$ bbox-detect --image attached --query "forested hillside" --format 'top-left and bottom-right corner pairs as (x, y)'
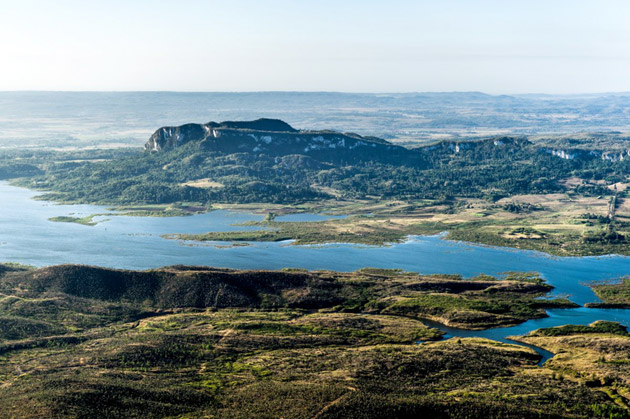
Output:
(8, 119), (630, 206)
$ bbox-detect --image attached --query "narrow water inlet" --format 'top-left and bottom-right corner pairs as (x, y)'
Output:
(419, 318), (555, 366)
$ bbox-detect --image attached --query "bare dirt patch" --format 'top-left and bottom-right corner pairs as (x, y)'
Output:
(180, 178), (225, 189)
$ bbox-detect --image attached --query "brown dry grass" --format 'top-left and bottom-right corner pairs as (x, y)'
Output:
(180, 178), (225, 189)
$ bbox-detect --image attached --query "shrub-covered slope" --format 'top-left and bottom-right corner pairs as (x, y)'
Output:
(0, 264), (625, 418)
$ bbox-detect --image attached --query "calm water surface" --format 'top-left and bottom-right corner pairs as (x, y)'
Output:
(2, 181), (630, 356)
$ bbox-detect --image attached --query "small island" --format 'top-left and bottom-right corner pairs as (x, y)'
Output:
(48, 215), (100, 226)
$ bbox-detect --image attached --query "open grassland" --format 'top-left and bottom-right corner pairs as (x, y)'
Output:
(588, 278), (630, 308)
(168, 182), (630, 256)
(514, 321), (630, 416)
(180, 178), (225, 189)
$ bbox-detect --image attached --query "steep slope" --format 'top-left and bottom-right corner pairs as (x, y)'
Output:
(145, 118), (420, 166)
(146, 118), (299, 151)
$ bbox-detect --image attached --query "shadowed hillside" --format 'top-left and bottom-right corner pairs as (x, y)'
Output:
(0, 264), (567, 329)
(0, 264), (626, 418)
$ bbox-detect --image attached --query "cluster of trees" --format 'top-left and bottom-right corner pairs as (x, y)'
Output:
(7, 137), (630, 205)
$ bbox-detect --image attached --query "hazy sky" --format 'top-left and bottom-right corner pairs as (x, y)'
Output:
(1, 0), (630, 93)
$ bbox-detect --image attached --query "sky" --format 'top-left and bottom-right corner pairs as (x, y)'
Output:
(1, 0), (630, 93)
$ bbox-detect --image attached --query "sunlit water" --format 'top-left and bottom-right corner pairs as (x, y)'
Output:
(2, 181), (630, 360)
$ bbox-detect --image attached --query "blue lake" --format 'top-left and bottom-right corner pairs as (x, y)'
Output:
(2, 181), (630, 355)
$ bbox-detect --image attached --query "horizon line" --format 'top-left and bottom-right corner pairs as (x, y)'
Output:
(1, 89), (630, 97)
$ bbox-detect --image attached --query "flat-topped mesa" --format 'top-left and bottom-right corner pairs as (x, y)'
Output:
(145, 118), (417, 165)
(145, 118), (298, 152)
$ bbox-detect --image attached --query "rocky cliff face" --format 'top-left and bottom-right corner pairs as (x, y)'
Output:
(145, 119), (297, 152)
(145, 118), (630, 167)
(540, 147), (630, 161)
(145, 118), (420, 165)
(146, 123), (207, 152)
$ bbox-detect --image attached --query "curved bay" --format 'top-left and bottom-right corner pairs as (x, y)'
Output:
(2, 181), (630, 344)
